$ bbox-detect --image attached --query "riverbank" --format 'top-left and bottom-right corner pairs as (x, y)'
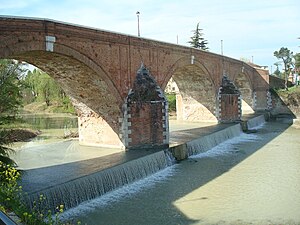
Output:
(4, 129), (40, 142)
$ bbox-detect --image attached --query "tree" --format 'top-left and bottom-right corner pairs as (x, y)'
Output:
(23, 69), (61, 106)
(273, 62), (283, 78)
(23, 69), (75, 113)
(294, 53), (300, 72)
(274, 47), (294, 89)
(0, 59), (25, 116)
(0, 59), (25, 165)
(188, 22), (209, 51)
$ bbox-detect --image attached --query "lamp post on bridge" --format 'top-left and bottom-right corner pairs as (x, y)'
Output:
(136, 11), (140, 37)
(221, 39), (224, 55)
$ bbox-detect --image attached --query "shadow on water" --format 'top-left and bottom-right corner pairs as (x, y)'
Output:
(20, 115), (296, 225)
(72, 116), (296, 225)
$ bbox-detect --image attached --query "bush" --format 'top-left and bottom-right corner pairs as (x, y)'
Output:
(0, 163), (80, 225)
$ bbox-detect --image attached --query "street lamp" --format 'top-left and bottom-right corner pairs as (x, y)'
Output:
(136, 11), (140, 37)
(221, 40), (223, 55)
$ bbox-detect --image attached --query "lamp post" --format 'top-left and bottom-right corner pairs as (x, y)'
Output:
(136, 11), (140, 37)
(221, 40), (223, 55)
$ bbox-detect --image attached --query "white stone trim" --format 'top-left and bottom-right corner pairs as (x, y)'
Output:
(45, 35), (56, 52)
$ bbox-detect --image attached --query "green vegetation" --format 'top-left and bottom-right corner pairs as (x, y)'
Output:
(166, 94), (176, 112)
(276, 85), (300, 95)
(0, 59), (25, 165)
(0, 59), (25, 116)
(188, 22), (209, 51)
(274, 47), (294, 90)
(0, 60), (80, 224)
(23, 69), (76, 114)
(0, 162), (80, 225)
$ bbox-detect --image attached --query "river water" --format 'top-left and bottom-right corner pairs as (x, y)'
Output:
(10, 115), (218, 170)
(10, 114), (300, 224)
(60, 118), (300, 225)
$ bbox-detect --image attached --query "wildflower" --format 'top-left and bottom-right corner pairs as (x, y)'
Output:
(59, 204), (64, 213)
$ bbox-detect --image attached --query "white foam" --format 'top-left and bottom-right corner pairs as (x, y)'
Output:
(190, 131), (262, 159)
(60, 165), (177, 220)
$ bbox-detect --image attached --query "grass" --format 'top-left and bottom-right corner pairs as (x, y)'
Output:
(276, 85), (300, 95)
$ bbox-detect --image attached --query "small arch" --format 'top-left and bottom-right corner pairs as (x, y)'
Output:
(164, 57), (218, 122)
(233, 70), (255, 114)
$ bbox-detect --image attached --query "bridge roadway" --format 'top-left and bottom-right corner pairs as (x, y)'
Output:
(20, 114), (260, 196)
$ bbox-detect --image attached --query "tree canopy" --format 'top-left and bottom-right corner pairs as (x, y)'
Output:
(0, 59), (25, 116)
(22, 69), (75, 113)
(274, 47), (294, 89)
(188, 22), (209, 51)
(0, 59), (26, 165)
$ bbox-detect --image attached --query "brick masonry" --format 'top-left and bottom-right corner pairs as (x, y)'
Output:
(0, 17), (270, 148)
(217, 76), (241, 122)
(121, 65), (168, 150)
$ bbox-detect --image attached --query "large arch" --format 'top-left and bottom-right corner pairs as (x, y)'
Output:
(233, 71), (254, 115)
(165, 57), (218, 122)
(1, 40), (124, 148)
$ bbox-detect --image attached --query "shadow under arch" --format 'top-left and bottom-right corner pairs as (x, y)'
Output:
(1, 40), (123, 144)
(164, 57), (218, 122)
(233, 70), (255, 115)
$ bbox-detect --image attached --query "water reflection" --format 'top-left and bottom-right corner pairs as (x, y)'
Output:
(20, 114), (78, 129)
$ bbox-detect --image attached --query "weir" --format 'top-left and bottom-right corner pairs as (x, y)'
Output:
(187, 124), (242, 156)
(20, 114), (266, 213)
(22, 150), (174, 211)
(246, 114), (266, 129)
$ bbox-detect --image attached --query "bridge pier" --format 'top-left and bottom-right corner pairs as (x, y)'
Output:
(217, 75), (241, 123)
(120, 64), (169, 150)
(253, 89), (269, 111)
(71, 98), (124, 149)
(78, 113), (123, 148)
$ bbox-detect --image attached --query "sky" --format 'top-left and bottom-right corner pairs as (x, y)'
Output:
(1, 0), (299, 73)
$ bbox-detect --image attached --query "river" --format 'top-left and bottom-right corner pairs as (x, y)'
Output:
(10, 114), (300, 224)
(10, 114), (219, 169)
(60, 118), (300, 225)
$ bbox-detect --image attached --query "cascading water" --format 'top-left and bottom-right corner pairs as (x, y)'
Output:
(187, 115), (266, 157)
(247, 114), (266, 129)
(23, 150), (175, 211)
(187, 124), (242, 156)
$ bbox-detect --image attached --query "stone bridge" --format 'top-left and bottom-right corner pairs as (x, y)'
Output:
(0, 16), (270, 150)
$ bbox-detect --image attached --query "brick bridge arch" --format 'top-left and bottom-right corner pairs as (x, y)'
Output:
(0, 16), (270, 149)
(1, 35), (124, 147)
(233, 68), (255, 114)
(164, 57), (218, 121)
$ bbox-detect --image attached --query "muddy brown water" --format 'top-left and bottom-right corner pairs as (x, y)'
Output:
(61, 119), (300, 225)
